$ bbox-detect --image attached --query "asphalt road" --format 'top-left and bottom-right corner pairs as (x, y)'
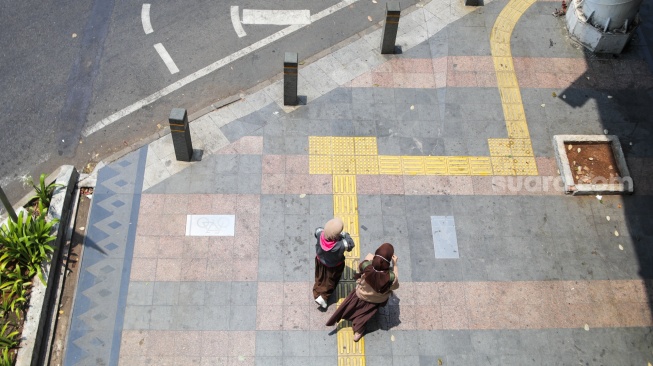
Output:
(0, 0), (418, 204)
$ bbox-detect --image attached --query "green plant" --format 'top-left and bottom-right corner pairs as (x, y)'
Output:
(0, 346), (13, 366)
(0, 210), (57, 285)
(0, 323), (18, 349)
(26, 173), (62, 210)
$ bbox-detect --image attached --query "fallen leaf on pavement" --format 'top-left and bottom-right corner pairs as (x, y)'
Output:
(72, 33), (77, 38)
(606, 216), (610, 221)
(391, 335), (395, 342)
(584, 324), (590, 331)
(614, 230), (619, 237)
(619, 245), (624, 250)
(299, 194), (306, 198)
(368, 15), (373, 21)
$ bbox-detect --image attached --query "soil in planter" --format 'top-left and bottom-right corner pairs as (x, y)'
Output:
(565, 142), (621, 185)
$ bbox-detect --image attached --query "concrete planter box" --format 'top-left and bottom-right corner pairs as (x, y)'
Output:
(553, 135), (633, 195)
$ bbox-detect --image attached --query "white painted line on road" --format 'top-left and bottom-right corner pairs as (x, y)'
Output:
(82, 0), (359, 137)
(230, 6), (247, 38)
(242, 9), (311, 25)
(153, 43), (179, 74)
(142, 4), (153, 34)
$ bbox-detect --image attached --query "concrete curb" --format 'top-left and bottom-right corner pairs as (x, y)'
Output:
(15, 166), (79, 366)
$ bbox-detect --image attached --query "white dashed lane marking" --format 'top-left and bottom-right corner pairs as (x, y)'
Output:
(141, 4), (153, 34)
(242, 9), (311, 25)
(230, 6), (247, 38)
(153, 43), (179, 74)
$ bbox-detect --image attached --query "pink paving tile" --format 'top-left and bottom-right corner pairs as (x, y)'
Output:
(200, 357), (231, 366)
(261, 173), (287, 194)
(309, 305), (336, 330)
(174, 357), (202, 366)
(414, 305), (442, 330)
(388, 304), (416, 330)
(463, 282), (497, 307)
(394, 282), (416, 305)
(371, 72), (395, 88)
(206, 259), (233, 281)
(520, 281), (565, 305)
(434, 72), (447, 88)
(145, 331), (176, 356)
(236, 194), (260, 216)
(432, 57), (447, 73)
(379, 175), (404, 194)
(118, 356), (149, 365)
(392, 73), (413, 88)
(120, 330), (149, 357)
(609, 280), (650, 303)
(229, 331), (256, 357)
(535, 157), (558, 177)
(441, 305), (470, 330)
(466, 304), (498, 329)
(201, 331), (230, 357)
(284, 282), (313, 305)
(519, 303), (563, 329)
(236, 213), (260, 236)
(233, 236), (259, 260)
(158, 215), (187, 236)
(448, 56), (475, 72)
(180, 258), (208, 281)
(183, 237), (209, 258)
(140, 194), (165, 214)
(211, 194), (237, 214)
(476, 72), (498, 87)
(437, 282), (466, 307)
(515, 70), (538, 88)
(207, 237), (234, 261)
(394, 58), (434, 73)
(560, 303), (597, 328)
(187, 194), (214, 214)
(130, 258), (157, 281)
(615, 302), (653, 327)
(133, 236), (159, 258)
(350, 72), (373, 87)
(262, 155), (285, 174)
(232, 258), (258, 281)
(257, 305), (284, 330)
(136, 213), (162, 236)
(285, 174), (312, 194)
(156, 258), (182, 281)
(258, 282), (285, 305)
(406, 73), (437, 88)
(283, 305), (311, 330)
(563, 280), (614, 304)
(447, 71), (478, 87)
(534, 72), (560, 89)
(413, 282), (441, 305)
(158, 236), (187, 258)
(551, 57), (587, 74)
(227, 357), (255, 366)
(448, 176), (474, 195)
(375, 60), (394, 73)
(285, 155), (309, 174)
(356, 175), (381, 195)
(471, 176), (499, 195)
(163, 194), (190, 214)
(308, 175), (333, 194)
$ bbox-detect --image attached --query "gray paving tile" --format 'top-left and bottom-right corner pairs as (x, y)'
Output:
(126, 282), (154, 306)
(283, 136), (308, 154)
(364, 328), (393, 355)
(172, 305), (204, 330)
(308, 195), (333, 216)
(419, 355), (450, 366)
(238, 155), (262, 174)
(237, 173), (262, 193)
(256, 331), (284, 356)
(202, 305), (231, 330)
(353, 119), (378, 135)
(391, 330), (420, 355)
(256, 357), (283, 366)
(152, 282), (180, 306)
(358, 195), (382, 215)
(229, 305), (257, 330)
(308, 118), (333, 136)
(365, 356), (394, 366)
(177, 282), (206, 306)
(284, 195), (310, 215)
(282, 118), (311, 136)
(205, 282), (232, 305)
(231, 281), (257, 305)
(282, 331), (311, 357)
(123, 305), (151, 330)
(264, 136), (286, 154)
(149, 305), (173, 330)
(309, 331), (336, 356)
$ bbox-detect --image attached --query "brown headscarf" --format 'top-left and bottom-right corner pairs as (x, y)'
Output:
(323, 218), (344, 241)
(358, 243), (394, 294)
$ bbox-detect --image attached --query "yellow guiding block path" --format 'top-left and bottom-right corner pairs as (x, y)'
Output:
(319, 0), (537, 362)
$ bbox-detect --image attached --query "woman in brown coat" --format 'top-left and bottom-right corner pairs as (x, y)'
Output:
(326, 243), (398, 342)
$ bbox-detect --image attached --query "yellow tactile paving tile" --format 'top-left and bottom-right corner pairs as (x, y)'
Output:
(424, 156), (448, 175)
(401, 156), (426, 175)
(488, 138), (513, 157)
(496, 72), (519, 88)
(513, 0), (536, 13)
(506, 120), (531, 139)
(491, 29), (512, 45)
(345, 237), (360, 258)
(492, 156), (516, 175)
(491, 43), (511, 57)
(333, 195), (358, 216)
(340, 215), (360, 237)
(510, 138), (534, 156)
(333, 155), (357, 174)
(503, 104), (526, 122)
(309, 136), (332, 155)
(309, 155), (333, 174)
(337, 326), (366, 356)
(493, 56), (515, 71)
(333, 137), (356, 155)
(447, 156), (471, 175)
(378, 156), (403, 175)
(469, 157), (494, 175)
(332, 175), (357, 194)
(513, 156), (539, 175)
(342, 258), (359, 281)
(336, 282), (357, 301)
(354, 137), (378, 155)
(338, 356), (366, 366)
(499, 87), (523, 104)
(355, 155), (379, 174)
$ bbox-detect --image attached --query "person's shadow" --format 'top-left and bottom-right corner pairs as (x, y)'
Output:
(367, 292), (402, 333)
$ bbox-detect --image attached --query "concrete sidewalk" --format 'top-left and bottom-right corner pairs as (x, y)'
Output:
(63, 0), (653, 364)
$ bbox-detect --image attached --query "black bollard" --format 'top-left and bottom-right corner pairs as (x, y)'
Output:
(169, 108), (193, 162)
(380, 2), (401, 54)
(0, 186), (17, 222)
(284, 52), (299, 106)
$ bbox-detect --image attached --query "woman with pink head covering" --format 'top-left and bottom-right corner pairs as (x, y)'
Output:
(326, 243), (398, 342)
(313, 218), (355, 309)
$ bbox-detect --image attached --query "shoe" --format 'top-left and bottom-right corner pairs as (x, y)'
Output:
(315, 295), (327, 309)
(353, 332), (363, 342)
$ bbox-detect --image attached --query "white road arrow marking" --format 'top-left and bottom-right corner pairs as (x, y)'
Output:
(142, 4), (153, 34)
(231, 6), (311, 37)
